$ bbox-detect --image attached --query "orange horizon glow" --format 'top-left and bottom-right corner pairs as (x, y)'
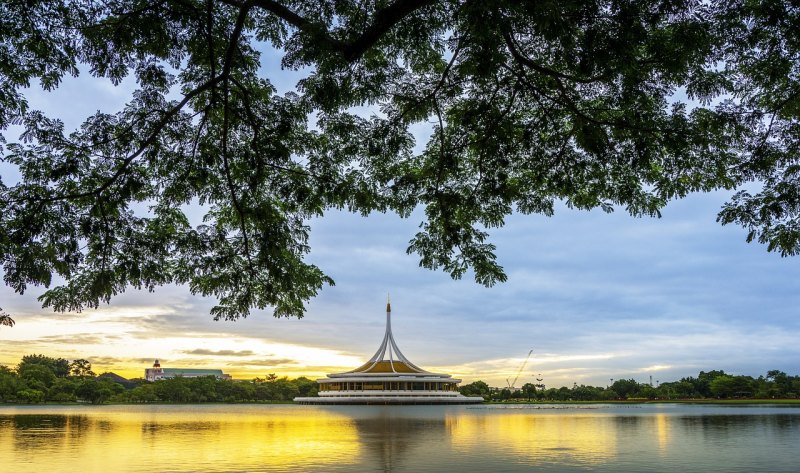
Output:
(1, 303), (640, 388)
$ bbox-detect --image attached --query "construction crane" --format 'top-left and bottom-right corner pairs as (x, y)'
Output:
(506, 349), (533, 390)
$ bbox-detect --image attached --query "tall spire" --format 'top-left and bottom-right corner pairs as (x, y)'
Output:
(347, 299), (428, 374)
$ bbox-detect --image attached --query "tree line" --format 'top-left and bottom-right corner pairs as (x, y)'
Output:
(460, 369), (800, 402)
(4, 354), (797, 404)
(115, 373), (318, 403)
(0, 354), (317, 404)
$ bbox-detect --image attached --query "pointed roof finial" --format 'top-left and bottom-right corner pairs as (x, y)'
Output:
(340, 294), (429, 375)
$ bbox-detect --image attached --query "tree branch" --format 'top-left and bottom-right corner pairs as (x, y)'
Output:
(502, 31), (607, 85)
(207, 0), (219, 106)
(395, 37), (464, 123)
(220, 0), (435, 62)
(221, 2), (256, 273)
(342, 0), (435, 61)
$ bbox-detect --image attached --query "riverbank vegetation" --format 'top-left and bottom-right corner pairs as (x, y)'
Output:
(3, 354), (798, 405)
(1, 355), (316, 404)
(460, 370), (800, 402)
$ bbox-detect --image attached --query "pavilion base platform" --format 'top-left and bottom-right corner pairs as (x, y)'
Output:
(294, 395), (484, 405)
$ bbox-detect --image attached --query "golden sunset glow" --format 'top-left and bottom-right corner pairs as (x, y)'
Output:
(0, 306), (364, 380)
(446, 412), (617, 465)
(0, 406), (362, 472)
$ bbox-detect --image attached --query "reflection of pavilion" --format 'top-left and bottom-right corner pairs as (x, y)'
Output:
(294, 300), (483, 404)
(349, 410), (450, 472)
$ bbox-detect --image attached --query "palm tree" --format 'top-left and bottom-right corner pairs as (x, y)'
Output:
(0, 308), (14, 327)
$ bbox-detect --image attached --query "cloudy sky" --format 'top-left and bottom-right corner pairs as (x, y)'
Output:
(1, 46), (799, 388)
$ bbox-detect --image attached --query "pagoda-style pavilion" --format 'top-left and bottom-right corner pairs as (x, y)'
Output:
(294, 299), (484, 405)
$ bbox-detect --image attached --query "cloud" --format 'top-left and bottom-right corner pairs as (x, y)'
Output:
(132, 357), (160, 364)
(637, 365), (673, 372)
(288, 365), (353, 373)
(0, 339), (39, 346)
(154, 358), (224, 367)
(183, 349), (256, 357)
(240, 358), (298, 367)
(38, 334), (108, 345)
(87, 356), (124, 365)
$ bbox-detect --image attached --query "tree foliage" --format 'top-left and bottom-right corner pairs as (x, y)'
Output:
(0, 308), (14, 327)
(0, 354), (125, 403)
(18, 354), (71, 378)
(0, 353), (318, 403)
(709, 374), (753, 398)
(459, 379), (490, 399)
(468, 368), (800, 402)
(1, 1), (799, 319)
(69, 358), (97, 378)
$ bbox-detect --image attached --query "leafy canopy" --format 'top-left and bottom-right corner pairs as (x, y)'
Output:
(0, 307), (15, 327)
(1, 0), (798, 320)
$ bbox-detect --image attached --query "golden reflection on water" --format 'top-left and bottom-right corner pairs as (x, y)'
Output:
(2, 405), (798, 472)
(1, 406), (361, 472)
(655, 413), (671, 454)
(446, 412), (617, 465)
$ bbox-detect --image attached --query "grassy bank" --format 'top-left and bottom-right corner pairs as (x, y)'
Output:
(485, 399), (800, 405)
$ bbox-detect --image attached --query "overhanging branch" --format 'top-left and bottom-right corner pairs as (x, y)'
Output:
(502, 31), (607, 85)
(220, 0), (435, 62)
(10, 74), (225, 206)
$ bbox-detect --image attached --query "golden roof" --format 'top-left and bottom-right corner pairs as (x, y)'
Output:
(349, 360), (424, 374)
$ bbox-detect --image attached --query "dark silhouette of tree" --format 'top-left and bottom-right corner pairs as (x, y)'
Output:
(69, 359), (97, 378)
(521, 382), (536, 401)
(0, 308), (14, 327)
(2, 1), (799, 319)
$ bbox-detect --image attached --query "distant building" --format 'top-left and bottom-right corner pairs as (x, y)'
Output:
(294, 299), (483, 405)
(144, 359), (231, 382)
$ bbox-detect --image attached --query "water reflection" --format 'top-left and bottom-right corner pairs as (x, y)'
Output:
(678, 414), (800, 445)
(655, 414), (671, 453)
(11, 415), (93, 452)
(1, 405), (799, 472)
(446, 412), (617, 466)
(1, 406), (362, 472)
(351, 410), (449, 471)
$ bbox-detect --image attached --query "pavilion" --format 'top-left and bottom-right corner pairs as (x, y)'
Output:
(294, 299), (484, 405)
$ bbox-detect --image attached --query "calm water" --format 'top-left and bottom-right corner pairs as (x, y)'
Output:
(1, 403), (798, 472)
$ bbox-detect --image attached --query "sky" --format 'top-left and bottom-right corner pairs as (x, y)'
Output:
(1, 45), (799, 389)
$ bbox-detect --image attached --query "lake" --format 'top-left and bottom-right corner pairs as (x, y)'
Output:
(1, 403), (798, 472)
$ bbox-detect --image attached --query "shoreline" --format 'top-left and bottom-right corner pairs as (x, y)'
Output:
(485, 399), (800, 405)
(3, 399), (800, 407)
